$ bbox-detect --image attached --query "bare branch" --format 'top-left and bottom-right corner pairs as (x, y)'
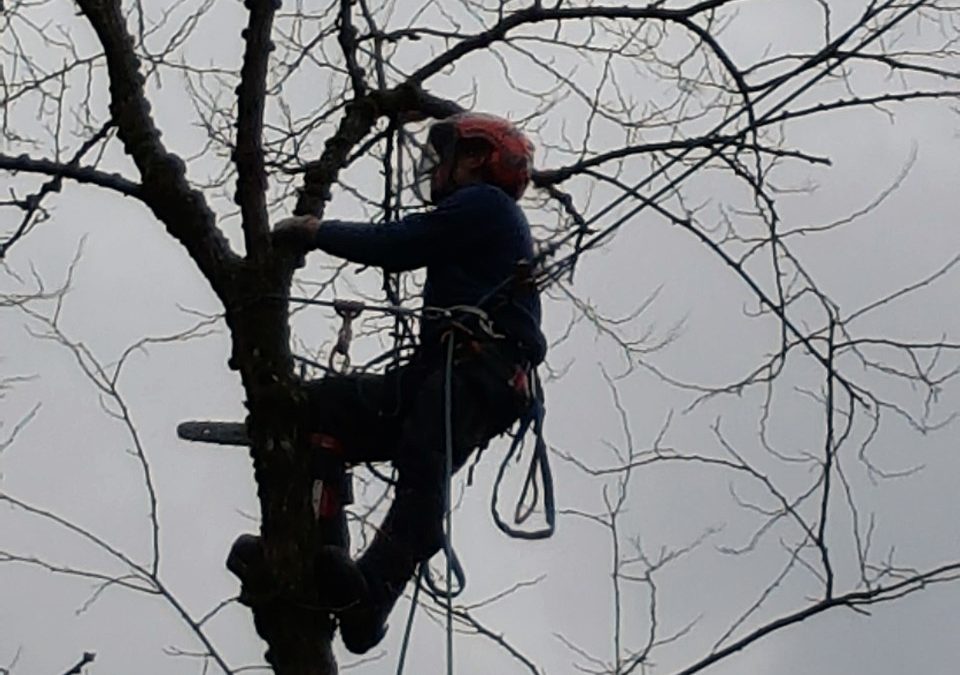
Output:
(60, 652), (95, 675)
(0, 154), (140, 198)
(673, 561), (960, 675)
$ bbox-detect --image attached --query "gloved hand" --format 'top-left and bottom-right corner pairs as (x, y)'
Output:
(273, 214), (322, 252)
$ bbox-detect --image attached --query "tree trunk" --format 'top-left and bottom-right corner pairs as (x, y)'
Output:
(226, 262), (340, 675)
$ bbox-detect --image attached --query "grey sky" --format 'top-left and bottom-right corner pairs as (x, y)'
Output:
(2, 1), (960, 674)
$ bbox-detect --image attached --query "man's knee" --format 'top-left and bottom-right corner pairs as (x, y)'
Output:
(389, 487), (447, 559)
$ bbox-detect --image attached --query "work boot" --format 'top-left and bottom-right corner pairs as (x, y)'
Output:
(338, 572), (405, 654)
(226, 533), (274, 606)
(337, 592), (391, 654)
(347, 530), (420, 654)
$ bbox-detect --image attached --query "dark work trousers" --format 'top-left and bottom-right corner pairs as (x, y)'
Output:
(302, 339), (526, 607)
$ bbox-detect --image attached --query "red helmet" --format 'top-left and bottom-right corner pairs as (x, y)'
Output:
(419, 113), (535, 201)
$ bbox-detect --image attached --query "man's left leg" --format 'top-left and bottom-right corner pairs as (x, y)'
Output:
(337, 350), (523, 653)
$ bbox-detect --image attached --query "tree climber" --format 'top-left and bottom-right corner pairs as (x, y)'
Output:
(227, 113), (547, 654)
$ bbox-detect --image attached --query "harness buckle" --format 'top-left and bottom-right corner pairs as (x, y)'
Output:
(509, 365), (531, 401)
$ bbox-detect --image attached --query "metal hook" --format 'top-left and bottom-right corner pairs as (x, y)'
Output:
(329, 300), (364, 371)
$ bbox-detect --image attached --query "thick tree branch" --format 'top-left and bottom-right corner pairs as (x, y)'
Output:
(293, 97), (379, 217)
(294, 85), (462, 216)
(74, 0), (239, 295)
(235, 0), (279, 262)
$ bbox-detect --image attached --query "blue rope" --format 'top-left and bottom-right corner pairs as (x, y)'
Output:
(491, 374), (556, 540)
(442, 333), (456, 675)
(395, 566), (424, 675)
(395, 334), (460, 675)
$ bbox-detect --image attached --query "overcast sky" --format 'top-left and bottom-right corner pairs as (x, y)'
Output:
(2, 2), (960, 674)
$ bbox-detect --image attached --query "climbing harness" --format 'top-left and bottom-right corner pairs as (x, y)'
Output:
(287, 293), (558, 543)
(283, 294), (498, 330)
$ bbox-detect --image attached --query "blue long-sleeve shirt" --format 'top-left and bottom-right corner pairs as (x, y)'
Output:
(314, 183), (547, 364)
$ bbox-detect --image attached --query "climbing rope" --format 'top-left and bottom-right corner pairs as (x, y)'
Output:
(394, 566), (422, 675)
(442, 331), (456, 675)
(395, 332), (459, 675)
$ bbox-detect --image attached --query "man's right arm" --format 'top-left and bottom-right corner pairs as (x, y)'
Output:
(310, 213), (457, 272)
(273, 186), (498, 272)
